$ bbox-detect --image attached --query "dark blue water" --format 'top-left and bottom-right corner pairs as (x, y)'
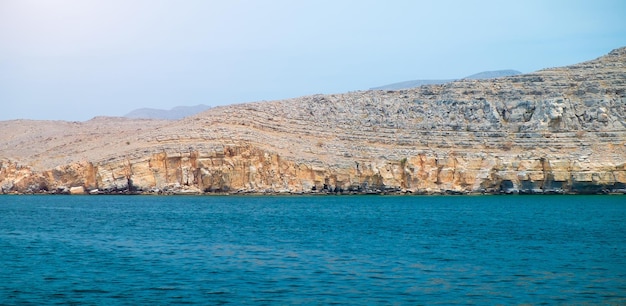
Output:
(1, 195), (625, 304)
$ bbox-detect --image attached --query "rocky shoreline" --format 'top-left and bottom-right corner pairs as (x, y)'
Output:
(2, 181), (624, 196)
(2, 47), (625, 196)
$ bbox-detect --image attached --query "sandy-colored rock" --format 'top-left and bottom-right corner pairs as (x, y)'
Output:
(69, 186), (85, 195)
(1, 47), (626, 194)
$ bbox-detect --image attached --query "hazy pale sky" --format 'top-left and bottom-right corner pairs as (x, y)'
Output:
(1, 0), (625, 121)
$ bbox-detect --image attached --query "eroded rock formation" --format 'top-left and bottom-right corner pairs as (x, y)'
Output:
(1, 47), (625, 194)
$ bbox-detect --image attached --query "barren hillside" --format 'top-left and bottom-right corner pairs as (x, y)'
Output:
(1, 47), (625, 194)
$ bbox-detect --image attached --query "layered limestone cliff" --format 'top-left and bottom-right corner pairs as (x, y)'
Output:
(1, 47), (625, 194)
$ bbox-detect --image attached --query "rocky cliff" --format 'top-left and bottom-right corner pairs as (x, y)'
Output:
(2, 47), (625, 195)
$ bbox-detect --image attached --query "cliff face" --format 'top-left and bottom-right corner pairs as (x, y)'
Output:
(2, 47), (625, 195)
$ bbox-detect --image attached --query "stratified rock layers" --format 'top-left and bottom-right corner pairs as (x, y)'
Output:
(2, 47), (625, 194)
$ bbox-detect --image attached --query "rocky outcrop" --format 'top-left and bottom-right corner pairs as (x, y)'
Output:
(1, 47), (625, 195)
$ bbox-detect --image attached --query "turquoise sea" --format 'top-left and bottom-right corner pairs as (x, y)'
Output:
(1, 195), (625, 305)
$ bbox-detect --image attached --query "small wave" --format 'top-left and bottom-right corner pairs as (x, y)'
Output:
(72, 288), (110, 294)
(149, 286), (178, 291)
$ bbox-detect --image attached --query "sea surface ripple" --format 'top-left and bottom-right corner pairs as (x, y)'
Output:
(1, 195), (625, 304)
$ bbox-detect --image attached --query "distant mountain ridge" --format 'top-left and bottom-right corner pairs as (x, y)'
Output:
(371, 69), (522, 90)
(124, 71), (522, 119)
(124, 104), (211, 120)
(463, 69), (523, 79)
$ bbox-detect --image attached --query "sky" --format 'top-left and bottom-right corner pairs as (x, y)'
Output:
(0, 0), (625, 121)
